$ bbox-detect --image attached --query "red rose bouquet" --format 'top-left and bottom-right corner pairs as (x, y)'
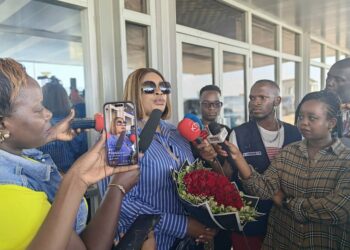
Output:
(172, 160), (260, 231)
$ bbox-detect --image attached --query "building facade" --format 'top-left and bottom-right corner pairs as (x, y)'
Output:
(1, 0), (349, 127)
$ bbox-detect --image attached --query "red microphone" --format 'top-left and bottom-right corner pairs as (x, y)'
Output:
(177, 118), (202, 143)
(129, 134), (137, 143)
(71, 113), (104, 131)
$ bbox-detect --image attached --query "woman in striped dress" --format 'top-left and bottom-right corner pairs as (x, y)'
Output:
(99, 68), (216, 249)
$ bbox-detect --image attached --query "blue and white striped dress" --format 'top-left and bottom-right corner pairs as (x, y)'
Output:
(99, 120), (195, 249)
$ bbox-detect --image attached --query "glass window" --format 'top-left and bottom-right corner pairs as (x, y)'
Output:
(282, 29), (299, 55)
(282, 60), (297, 124)
(252, 16), (276, 50)
(309, 66), (321, 92)
(182, 43), (214, 116)
(125, 0), (148, 13)
(176, 0), (245, 41)
(126, 22), (148, 73)
(310, 40), (322, 62)
(222, 52), (246, 127)
(252, 53), (276, 83)
(325, 47), (336, 65)
(0, 0), (86, 116)
(339, 53), (347, 60)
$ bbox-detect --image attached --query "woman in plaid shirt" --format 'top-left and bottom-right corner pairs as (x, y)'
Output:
(221, 90), (350, 249)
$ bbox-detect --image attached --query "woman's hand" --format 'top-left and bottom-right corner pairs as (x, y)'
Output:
(109, 166), (140, 194)
(195, 139), (217, 162)
(46, 109), (77, 143)
(186, 217), (216, 244)
(272, 189), (286, 207)
(68, 130), (139, 188)
(213, 141), (242, 160)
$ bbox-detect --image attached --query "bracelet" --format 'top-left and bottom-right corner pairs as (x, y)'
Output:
(108, 184), (126, 195)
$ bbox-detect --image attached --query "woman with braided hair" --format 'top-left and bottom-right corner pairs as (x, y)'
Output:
(219, 90), (350, 249)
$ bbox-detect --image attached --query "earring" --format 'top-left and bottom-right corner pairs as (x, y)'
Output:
(0, 130), (10, 142)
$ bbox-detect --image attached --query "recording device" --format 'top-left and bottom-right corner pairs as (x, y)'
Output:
(184, 113), (204, 130)
(207, 122), (236, 166)
(184, 113), (209, 140)
(138, 109), (163, 154)
(70, 113), (104, 131)
(206, 123), (228, 144)
(103, 102), (138, 167)
(113, 214), (160, 250)
(177, 118), (202, 143)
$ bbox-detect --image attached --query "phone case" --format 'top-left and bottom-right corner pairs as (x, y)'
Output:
(103, 101), (138, 166)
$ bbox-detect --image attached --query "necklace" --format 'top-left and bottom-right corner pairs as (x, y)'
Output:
(257, 121), (281, 143)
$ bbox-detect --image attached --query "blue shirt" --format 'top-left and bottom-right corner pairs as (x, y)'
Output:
(38, 116), (88, 173)
(107, 134), (133, 165)
(0, 148), (88, 234)
(99, 120), (195, 249)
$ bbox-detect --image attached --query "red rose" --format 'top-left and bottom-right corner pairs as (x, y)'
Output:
(183, 169), (243, 209)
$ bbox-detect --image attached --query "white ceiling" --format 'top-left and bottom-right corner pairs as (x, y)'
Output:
(0, 0), (349, 68)
(0, 0), (82, 65)
(236, 0), (350, 49)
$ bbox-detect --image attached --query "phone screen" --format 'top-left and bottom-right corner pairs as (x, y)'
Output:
(104, 102), (138, 166)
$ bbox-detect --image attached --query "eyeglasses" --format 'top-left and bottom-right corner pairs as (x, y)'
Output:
(200, 101), (223, 109)
(116, 121), (126, 126)
(141, 81), (171, 95)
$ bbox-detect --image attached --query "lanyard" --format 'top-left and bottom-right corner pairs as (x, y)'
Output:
(154, 135), (180, 165)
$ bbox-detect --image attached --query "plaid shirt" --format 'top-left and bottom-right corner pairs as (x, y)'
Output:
(242, 139), (350, 249)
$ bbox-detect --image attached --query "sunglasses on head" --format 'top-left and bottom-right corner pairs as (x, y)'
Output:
(200, 101), (223, 108)
(141, 81), (171, 95)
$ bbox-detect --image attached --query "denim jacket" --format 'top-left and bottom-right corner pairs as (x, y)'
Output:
(0, 148), (88, 233)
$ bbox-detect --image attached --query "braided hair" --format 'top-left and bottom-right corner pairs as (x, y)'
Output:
(295, 90), (343, 138)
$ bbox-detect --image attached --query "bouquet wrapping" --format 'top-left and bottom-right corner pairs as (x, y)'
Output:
(172, 160), (262, 231)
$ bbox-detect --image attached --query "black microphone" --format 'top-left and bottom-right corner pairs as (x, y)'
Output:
(113, 214), (160, 250)
(207, 122), (236, 167)
(70, 113), (104, 131)
(115, 131), (126, 151)
(138, 109), (162, 153)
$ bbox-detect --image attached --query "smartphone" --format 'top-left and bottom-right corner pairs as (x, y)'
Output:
(103, 102), (138, 166)
(113, 214), (160, 250)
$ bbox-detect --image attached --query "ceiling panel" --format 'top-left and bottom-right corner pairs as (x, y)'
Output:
(0, 0), (82, 65)
(235, 0), (350, 49)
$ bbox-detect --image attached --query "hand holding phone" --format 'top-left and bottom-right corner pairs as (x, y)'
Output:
(103, 102), (139, 167)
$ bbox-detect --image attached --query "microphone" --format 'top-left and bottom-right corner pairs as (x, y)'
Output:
(183, 113), (209, 140)
(138, 109), (162, 153)
(207, 122), (236, 166)
(116, 131), (126, 151)
(177, 118), (202, 143)
(129, 134), (137, 144)
(70, 113), (104, 131)
(184, 113), (204, 130)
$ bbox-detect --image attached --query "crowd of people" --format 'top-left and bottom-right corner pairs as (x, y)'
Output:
(0, 56), (349, 250)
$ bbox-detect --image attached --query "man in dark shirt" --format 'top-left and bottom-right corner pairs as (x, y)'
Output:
(199, 85), (230, 134)
(198, 85), (232, 250)
(325, 58), (350, 146)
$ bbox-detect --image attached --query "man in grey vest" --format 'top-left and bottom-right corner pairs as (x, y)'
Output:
(229, 80), (301, 250)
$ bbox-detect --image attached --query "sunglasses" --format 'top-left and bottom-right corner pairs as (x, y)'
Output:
(116, 121), (126, 126)
(200, 101), (223, 109)
(141, 81), (171, 95)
